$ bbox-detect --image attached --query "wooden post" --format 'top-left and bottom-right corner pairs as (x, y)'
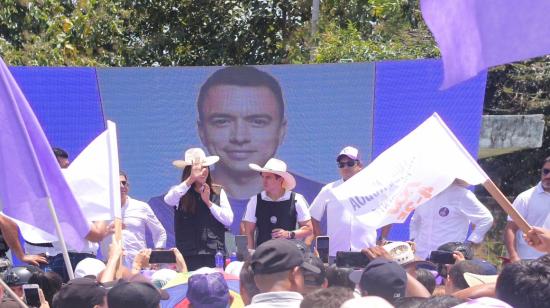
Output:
(482, 178), (531, 233)
(114, 217), (124, 278)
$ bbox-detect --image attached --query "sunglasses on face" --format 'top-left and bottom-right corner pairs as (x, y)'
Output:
(337, 160), (357, 168)
(543, 168), (550, 176)
(120, 181), (128, 186)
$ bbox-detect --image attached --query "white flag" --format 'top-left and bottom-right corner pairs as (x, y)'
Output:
(64, 120), (121, 221)
(331, 113), (488, 228)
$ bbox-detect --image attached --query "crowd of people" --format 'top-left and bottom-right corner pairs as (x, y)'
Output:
(0, 144), (548, 307)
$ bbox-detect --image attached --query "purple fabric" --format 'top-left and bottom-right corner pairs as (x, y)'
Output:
(421, 0), (550, 89)
(0, 57), (89, 250)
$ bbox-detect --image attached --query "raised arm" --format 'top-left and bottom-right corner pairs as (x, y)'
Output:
(0, 215), (47, 266)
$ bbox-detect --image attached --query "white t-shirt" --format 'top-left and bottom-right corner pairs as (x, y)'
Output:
(102, 196), (167, 266)
(410, 184), (494, 260)
(309, 179), (376, 256)
(508, 182), (550, 260)
(242, 190), (311, 223)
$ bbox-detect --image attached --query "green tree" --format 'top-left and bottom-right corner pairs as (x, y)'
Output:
(0, 0), (310, 66)
(0, 0), (129, 66)
(286, 0), (438, 63)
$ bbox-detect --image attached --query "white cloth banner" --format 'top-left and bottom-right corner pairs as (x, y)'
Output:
(64, 120), (121, 221)
(331, 113), (488, 229)
(13, 121), (121, 245)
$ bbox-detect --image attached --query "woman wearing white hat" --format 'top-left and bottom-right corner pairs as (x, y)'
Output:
(164, 148), (234, 270)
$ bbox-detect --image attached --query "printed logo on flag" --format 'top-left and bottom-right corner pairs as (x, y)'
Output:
(388, 182), (434, 221)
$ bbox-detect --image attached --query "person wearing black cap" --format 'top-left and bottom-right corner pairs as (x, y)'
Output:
(301, 254), (327, 295)
(52, 277), (107, 308)
(248, 239), (320, 308)
(349, 258), (408, 303)
(107, 278), (169, 308)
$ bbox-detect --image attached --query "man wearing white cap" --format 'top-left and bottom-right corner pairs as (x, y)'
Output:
(243, 158), (313, 249)
(309, 146), (383, 261)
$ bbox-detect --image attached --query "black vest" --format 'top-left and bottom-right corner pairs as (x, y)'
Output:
(174, 188), (226, 256)
(255, 192), (297, 247)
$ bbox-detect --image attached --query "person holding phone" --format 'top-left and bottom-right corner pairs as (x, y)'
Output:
(164, 148), (234, 270)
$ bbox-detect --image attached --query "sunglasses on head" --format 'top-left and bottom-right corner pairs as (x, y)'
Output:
(543, 168), (550, 176)
(337, 160), (357, 168)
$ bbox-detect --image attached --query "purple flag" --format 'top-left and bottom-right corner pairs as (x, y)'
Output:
(0, 56), (90, 250)
(421, 0), (550, 89)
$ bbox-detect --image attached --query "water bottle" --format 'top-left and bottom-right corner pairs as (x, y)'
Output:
(215, 251), (224, 270)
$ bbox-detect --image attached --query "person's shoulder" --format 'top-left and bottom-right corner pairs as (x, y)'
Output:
(515, 184), (540, 201)
(446, 183), (469, 193)
(324, 179), (344, 189)
(291, 190), (307, 199)
(443, 184), (475, 199)
(291, 191), (309, 204)
(129, 196), (150, 207)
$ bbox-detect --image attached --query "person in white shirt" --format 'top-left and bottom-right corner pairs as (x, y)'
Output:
(243, 158), (312, 249)
(309, 146), (387, 260)
(111, 171), (167, 267)
(505, 156), (550, 261)
(164, 148), (233, 270)
(410, 180), (494, 260)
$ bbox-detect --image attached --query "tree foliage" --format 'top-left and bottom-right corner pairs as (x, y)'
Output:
(0, 0), (310, 66)
(285, 0), (438, 63)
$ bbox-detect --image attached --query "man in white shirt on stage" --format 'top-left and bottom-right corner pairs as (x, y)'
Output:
(111, 171), (167, 267)
(410, 180), (494, 260)
(505, 156), (550, 261)
(309, 146), (383, 261)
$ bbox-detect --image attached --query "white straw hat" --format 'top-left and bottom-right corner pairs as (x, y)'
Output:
(173, 148), (219, 169)
(249, 158), (296, 190)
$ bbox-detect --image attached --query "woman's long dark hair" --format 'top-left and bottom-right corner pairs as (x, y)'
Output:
(178, 165), (213, 214)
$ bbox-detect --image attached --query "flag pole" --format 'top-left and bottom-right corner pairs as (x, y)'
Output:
(433, 113), (532, 233)
(3, 66), (78, 280)
(482, 179), (531, 233)
(114, 219), (124, 278)
(0, 274), (28, 307)
(47, 198), (75, 280)
(106, 121), (123, 277)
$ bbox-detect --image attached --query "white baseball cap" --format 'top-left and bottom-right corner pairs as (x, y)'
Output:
(337, 146), (360, 160)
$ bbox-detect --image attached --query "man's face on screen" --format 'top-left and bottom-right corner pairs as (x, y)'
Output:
(198, 85), (287, 175)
